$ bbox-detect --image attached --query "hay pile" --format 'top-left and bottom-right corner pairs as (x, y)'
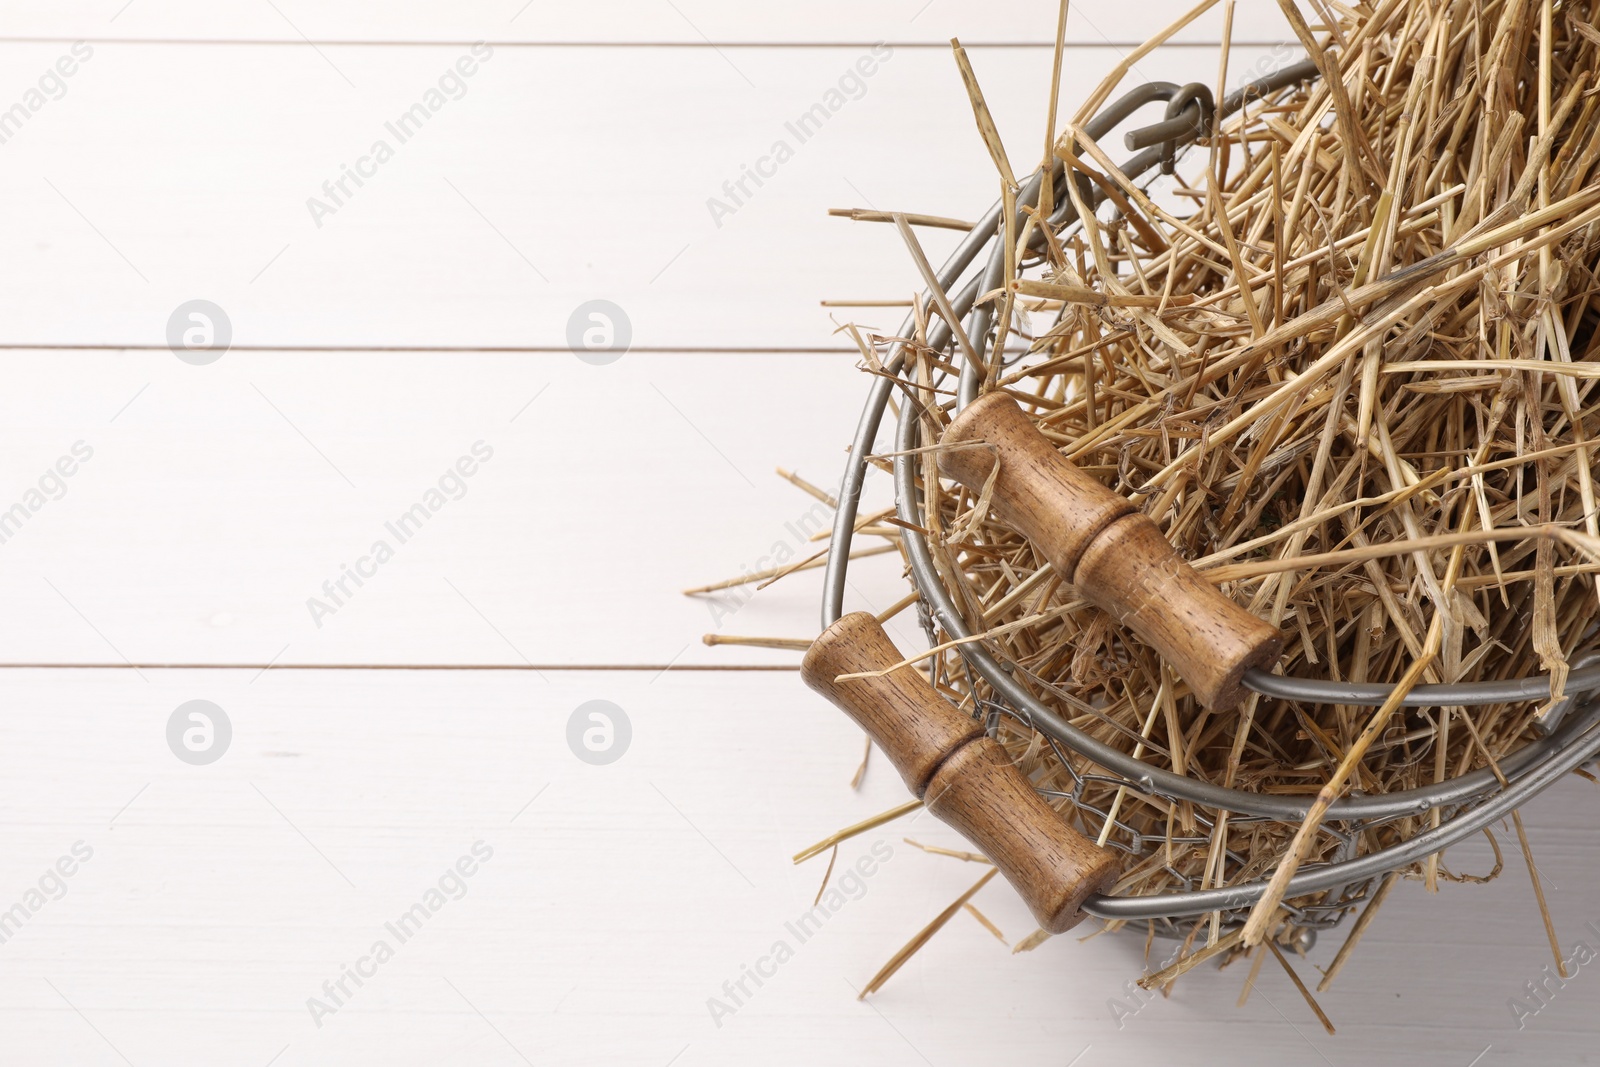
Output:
(698, 0), (1600, 1012)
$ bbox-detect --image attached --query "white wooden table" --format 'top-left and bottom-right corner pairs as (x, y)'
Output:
(1, 3), (1595, 1063)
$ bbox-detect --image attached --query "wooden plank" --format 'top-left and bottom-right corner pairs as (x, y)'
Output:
(4, 2), (1291, 45)
(0, 41), (1295, 350)
(0, 349), (914, 666)
(0, 667), (1592, 1063)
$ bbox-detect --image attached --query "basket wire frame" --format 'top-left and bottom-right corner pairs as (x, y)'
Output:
(818, 61), (1600, 932)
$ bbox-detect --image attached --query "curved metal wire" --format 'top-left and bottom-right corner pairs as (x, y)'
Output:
(815, 58), (1600, 924)
(1243, 660), (1600, 707)
(1084, 708), (1600, 920)
(894, 353), (1600, 823)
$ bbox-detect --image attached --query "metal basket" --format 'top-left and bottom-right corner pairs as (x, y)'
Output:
(818, 62), (1600, 940)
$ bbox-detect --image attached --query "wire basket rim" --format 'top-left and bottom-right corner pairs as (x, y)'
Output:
(815, 60), (1600, 922)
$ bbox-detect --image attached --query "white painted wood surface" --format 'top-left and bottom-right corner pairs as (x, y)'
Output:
(1, 669), (1596, 1065)
(1, 2), (1596, 1063)
(0, 35), (1297, 662)
(0, 41), (1298, 350)
(6, 1), (1287, 44)
(0, 348), (918, 667)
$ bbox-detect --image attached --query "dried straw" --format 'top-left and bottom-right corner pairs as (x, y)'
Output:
(700, 0), (1600, 1004)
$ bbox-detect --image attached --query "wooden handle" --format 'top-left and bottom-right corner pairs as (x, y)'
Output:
(801, 612), (1119, 933)
(939, 392), (1282, 709)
